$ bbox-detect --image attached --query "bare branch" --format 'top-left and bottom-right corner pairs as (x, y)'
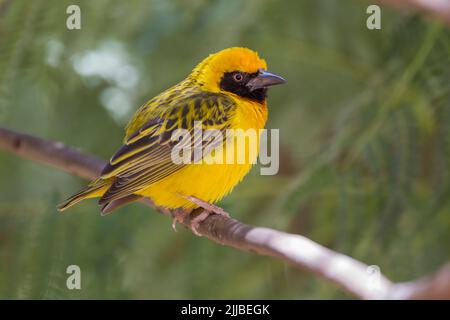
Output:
(0, 127), (104, 180)
(387, 263), (450, 299)
(0, 126), (448, 300)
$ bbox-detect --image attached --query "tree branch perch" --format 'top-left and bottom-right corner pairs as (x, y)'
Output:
(0, 127), (449, 300)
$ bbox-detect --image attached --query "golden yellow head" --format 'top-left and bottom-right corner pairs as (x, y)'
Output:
(190, 47), (285, 103)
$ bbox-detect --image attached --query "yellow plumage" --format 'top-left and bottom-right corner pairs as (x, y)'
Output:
(58, 47), (285, 214)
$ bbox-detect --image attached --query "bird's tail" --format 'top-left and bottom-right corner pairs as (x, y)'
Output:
(57, 179), (109, 212)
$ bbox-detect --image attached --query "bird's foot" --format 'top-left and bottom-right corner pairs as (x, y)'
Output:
(182, 195), (230, 218)
(187, 195), (230, 236)
(188, 206), (230, 236)
(188, 209), (211, 236)
(172, 195), (230, 237)
(174, 194), (230, 236)
(171, 208), (191, 232)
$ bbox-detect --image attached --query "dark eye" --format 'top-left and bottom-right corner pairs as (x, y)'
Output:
(233, 72), (243, 82)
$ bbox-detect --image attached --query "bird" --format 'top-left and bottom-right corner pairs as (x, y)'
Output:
(57, 47), (286, 231)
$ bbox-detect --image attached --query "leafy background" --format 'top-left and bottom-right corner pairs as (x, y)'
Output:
(0, 0), (449, 299)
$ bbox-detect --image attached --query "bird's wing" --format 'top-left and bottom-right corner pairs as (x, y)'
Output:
(98, 90), (235, 206)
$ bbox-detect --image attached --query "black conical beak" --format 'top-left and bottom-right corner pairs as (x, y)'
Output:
(246, 69), (286, 92)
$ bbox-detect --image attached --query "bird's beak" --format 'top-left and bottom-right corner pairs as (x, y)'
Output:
(246, 69), (287, 92)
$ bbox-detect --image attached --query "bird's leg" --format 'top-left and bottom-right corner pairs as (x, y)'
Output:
(181, 195), (230, 218)
(181, 195), (230, 236)
(172, 194), (230, 236)
(188, 208), (211, 236)
(170, 208), (208, 236)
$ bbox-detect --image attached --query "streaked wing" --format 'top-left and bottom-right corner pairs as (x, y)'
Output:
(98, 90), (235, 205)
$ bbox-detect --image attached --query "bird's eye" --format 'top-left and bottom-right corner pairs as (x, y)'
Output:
(233, 73), (243, 82)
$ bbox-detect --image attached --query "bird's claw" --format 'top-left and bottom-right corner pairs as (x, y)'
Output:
(188, 210), (211, 236)
(171, 209), (189, 232)
(188, 206), (230, 236)
(171, 195), (230, 236)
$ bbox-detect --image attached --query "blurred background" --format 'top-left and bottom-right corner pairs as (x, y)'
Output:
(0, 0), (449, 299)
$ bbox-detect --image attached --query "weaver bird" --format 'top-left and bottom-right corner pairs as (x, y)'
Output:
(58, 47), (286, 230)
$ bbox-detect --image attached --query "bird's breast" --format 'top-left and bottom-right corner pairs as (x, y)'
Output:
(231, 99), (268, 130)
(137, 99), (269, 209)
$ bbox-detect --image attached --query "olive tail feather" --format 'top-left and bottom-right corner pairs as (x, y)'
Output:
(100, 194), (143, 216)
(57, 181), (108, 212)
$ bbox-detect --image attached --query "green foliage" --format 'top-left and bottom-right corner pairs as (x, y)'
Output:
(0, 0), (449, 299)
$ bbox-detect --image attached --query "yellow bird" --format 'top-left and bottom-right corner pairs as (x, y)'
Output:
(58, 47), (286, 226)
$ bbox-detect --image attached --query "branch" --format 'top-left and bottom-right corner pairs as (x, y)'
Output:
(373, 0), (450, 25)
(387, 262), (450, 299)
(1, 126), (449, 300)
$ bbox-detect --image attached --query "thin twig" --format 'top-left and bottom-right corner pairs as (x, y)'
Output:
(1, 126), (449, 299)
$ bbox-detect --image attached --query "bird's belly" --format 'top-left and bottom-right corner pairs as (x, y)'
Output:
(137, 161), (253, 209)
(137, 100), (267, 209)
(137, 131), (260, 209)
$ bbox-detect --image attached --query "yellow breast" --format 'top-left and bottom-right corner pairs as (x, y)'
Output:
(137, 99), (268, 209)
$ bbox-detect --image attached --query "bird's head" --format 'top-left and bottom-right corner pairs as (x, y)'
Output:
(189, 47), (286, 103)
